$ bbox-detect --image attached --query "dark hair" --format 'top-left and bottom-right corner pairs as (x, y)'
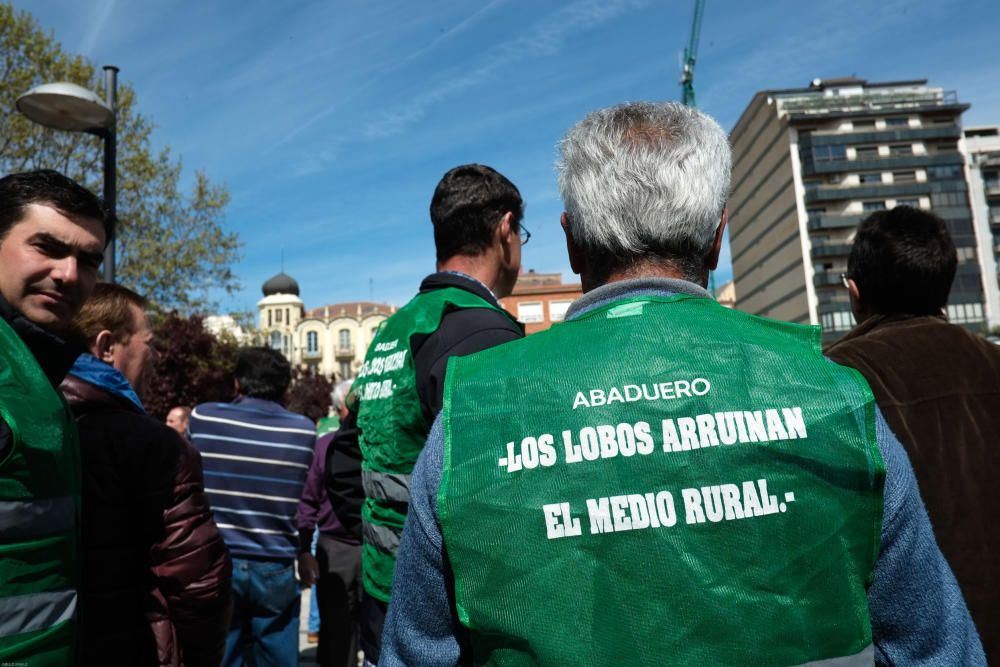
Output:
(71, 283), (148, 346)
(430, 164), (523, 263)
(234, 347), (291, 401)
(847, 206), (957, 316)
(0, 170), (106, 242)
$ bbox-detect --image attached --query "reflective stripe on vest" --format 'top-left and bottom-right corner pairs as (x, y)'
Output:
(0, 497), (76, 540)
(363, 518), (401, 555)
(362, 470), (411, 504)
(0, 589), (76, 637)
(794, 644), (874, 667)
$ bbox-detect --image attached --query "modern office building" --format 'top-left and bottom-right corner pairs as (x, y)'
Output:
(964, 126), (1000, 328)
(729, 77), (989, 343)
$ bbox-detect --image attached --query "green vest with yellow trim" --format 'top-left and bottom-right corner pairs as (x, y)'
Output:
(0, 316), (80, 665)
(357, 285), (518, 602)
(440, 295), (885, 666)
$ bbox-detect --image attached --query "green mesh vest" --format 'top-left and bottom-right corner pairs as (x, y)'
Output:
(0, 316), (80, 665)
(441, 295), (884, 666)
(357, 285), (517, 602)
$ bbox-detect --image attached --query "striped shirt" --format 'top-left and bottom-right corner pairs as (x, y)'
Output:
(190, 397), (315, 561)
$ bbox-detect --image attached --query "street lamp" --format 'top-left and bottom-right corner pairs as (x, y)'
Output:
(16, 66), (119, 283)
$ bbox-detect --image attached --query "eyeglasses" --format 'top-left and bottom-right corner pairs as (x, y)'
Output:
(518, 224), (531, 246)
(840, 272), (851, 289)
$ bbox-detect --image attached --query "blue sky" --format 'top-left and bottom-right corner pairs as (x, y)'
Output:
(21, 0), (1000, 312)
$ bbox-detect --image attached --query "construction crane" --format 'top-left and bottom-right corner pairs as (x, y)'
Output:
(680, 0), (704, 107)
(679, 0), (716, 295)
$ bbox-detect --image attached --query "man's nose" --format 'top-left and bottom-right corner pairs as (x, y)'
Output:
(52, 256), (79, 284)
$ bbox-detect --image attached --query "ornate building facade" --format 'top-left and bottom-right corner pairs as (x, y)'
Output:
(257, 272), (397, 379)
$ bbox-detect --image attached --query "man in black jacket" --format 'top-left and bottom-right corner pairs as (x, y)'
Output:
(61, 282), (232, 666)
(327, 164), (525, 665)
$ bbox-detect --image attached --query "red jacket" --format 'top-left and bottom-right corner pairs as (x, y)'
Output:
(61, 374), (232, 666)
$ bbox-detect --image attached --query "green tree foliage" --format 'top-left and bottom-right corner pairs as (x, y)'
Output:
(0, 3), (241, 312)
(147, 313), (239, 420)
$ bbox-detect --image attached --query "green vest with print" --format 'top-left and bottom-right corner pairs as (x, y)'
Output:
(357, 286), (517, 602)
(0, 316), (80, 665)
(440, 295), (885, 667)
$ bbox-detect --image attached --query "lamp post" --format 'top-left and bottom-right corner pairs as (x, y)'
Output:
(16, 66), (119, 283)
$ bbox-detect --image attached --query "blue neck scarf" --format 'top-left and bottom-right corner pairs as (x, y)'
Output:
(69, 353), (146, 413)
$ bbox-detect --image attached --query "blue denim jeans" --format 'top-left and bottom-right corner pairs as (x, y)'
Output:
(308, 529), (320, 634)
(223, 557), (301, 667)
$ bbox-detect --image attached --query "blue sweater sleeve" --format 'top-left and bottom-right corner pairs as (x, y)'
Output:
(381, 413), (986, 666)
(867, 410), (984, 665)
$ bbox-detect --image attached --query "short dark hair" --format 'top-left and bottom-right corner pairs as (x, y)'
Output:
(847, 206), (957, 316)
(430, 164), (523, 263)
(71, 283), (148, 346)
(0, 170), (106, 242)
(235, 347), (291, 401)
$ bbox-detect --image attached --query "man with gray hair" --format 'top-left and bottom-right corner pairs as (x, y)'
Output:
(296, 379), (361, 667)
(381, 102), (983, 665)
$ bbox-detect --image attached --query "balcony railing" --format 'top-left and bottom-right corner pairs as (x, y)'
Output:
(802, 151), (963, 176)
(813, 271), (844, 287)
(807, 213), (863, 231)
(780, 90), (960, 115)
(334, 345), (355, 359)
(811, 243), (853, 259)
(805, 179), (966, 204)
(808, 125), (960, 147)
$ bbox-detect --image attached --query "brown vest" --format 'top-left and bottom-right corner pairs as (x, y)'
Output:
(826, 314), (1000, 660)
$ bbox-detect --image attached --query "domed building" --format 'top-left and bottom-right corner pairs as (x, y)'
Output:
(257, 271), (397, 379)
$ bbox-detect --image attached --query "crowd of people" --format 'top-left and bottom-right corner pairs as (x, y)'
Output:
(0, 100), (994, 666)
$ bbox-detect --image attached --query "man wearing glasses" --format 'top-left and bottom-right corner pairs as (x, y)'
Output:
(326, 163), (526, 666)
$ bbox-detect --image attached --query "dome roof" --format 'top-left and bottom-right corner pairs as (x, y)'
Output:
(262, 271), (300, 296)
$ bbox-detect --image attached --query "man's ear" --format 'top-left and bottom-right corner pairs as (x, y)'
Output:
(92, 329), (116, 363)
(561, 212), (584, 276)
(496, 211), (516, 265)
(705, 209), (728, 271)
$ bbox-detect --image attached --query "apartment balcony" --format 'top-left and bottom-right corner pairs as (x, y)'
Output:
(334, 344), (355, 359)
(813, 271), (844, 287)
(783, 90), (966, 120)
(302, 348), (322, 360)
(811, 243), (853, 259)
(804, 179), (967, 204)
(807, 213), (863, 231)
(808, 125), (961, 147)
(818, 300), (852, 314)
(803, 151), (964, 176)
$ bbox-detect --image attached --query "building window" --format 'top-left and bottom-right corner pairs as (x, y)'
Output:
(549, 301), (573, 322)
(283, 335), (290, 356)
(306, 331), (318, 353)
(946, 303), (984, 324)
(896, 198), (920, 208)
(338, 329), (351, 349)
(885, 117), (909, 127)
(889, 144), (913, 156)
(852, 120), (875, 131)
(956, 247), (977, 262)
(268, 310), (272, 327)
(275, 309), (282, 323)
(517, 302), (544, 323)
(813, 144), (846, 162)
(854, 146), (879, 159)
(931, 191), (968, 208)
(927, 165), (962, 180)
(339, 361), (352, 379)
(859, 173), (882, 184)
(270, 331), (281, 351)
(821, 311), (854, 332)
(863, 201), (886, 211)
(983, 170), (1000, 189)
(285, 308), (290, 323)
(892, 171), (916, 183)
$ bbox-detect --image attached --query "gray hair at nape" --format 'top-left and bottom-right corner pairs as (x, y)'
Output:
(556, 102), (731, 275)
(330, 379), (354, 412)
